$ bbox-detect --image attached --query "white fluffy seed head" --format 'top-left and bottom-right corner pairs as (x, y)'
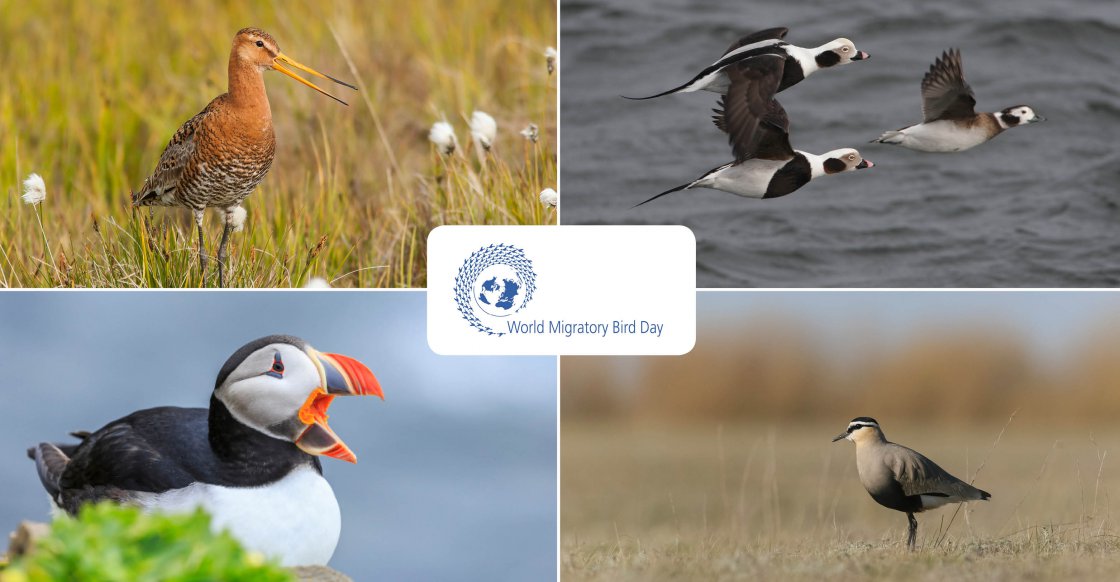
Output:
(230, 206), (247, 232)
(304, 277), (331, 289)
(21, 173), (46, 205)
(520, 123), (539, 143)
(470, 111), (497, 152)
(539, 187), (558, 207)
(544, 47), (557, 75)
(429, 121), (458, 155)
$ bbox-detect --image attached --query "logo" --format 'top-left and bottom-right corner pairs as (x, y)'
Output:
(454, 244), (536, 335)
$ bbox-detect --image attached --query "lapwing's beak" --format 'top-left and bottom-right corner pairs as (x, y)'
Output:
(294, 350), (383, 463)
(272, 53), (357, 106)
(857, 159), (874, 169)
(852, 51), (870, 61)
(832, 432), (849, 442)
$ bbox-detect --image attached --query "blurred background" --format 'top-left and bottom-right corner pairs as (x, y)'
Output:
(0, 292), (557, 581)
(561, 0), (1120, 287)
(0, 0), (557, 287)
(563, 291), (1120, 579)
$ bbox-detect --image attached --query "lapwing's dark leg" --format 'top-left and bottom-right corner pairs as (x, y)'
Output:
(216, 213), (233, 289)
(906, 512), (918, 550)
(192, 209), (208, 279)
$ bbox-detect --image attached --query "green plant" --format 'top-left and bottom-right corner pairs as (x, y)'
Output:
(4, 503), (293, 582)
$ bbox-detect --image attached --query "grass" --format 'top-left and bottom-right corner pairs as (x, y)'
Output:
(0, 0), (556, 287)
(562, 422), (1120, 581)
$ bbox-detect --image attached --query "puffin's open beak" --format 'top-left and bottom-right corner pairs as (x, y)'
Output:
(294, 350), (383, 463)
(272, 53), (357, 106)
(852, 51), (870, 61)
(832, 432), (849, 442)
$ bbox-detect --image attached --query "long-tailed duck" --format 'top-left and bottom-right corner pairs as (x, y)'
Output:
(635, 55), (872, 206)
(623, 27), (868, 100)
(873, 48), (1044, 152)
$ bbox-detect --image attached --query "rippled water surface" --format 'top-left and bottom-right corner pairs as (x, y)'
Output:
(561, 0), (1120, 286)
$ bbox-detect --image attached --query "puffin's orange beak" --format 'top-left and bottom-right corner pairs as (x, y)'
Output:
(294, 350), (382, 463)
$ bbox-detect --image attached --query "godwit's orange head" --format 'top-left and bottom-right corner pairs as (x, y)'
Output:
(233, 27), (356, 105)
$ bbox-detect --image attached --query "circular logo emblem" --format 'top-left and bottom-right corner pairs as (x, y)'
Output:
(455, 244), (536, 335)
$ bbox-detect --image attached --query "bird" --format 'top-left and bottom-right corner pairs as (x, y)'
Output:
(635, 54), (872, 207)
(622, 27), (868, 100)
(28, 334), (384, 566)
(131, 28), (356, 287)
(832, 417), (991, 550)
(872, 48), (1044, 152)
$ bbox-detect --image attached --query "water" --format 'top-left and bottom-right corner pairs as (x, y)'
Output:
(560, 0), (1120, 286)
(0, 292), (556, 581)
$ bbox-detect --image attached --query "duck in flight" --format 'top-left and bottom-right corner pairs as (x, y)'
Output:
(635, 54), (872, 207)
(872, 48), (1043, 152)
(623, 27), (868, 100)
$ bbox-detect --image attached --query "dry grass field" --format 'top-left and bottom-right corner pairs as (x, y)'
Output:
(0, 0), (556, 287)
(563, 421), (1120, 581)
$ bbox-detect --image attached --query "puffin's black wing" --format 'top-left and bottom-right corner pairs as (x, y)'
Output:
(921, 48), (976, 122)
(723, 27), (790, 56)
(48, 407), (211, 512)
(712, 53), (787, 162)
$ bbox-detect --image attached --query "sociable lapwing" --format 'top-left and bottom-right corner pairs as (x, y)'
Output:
(833, 417), (991, 550)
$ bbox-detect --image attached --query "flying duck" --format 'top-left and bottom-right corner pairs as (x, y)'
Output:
(833, 417), (991, 550)
(872, 48), (1044, 152)
(635, 55), (872, 207)
(622, 27), (868, 100)
(28, 334), (384, 566)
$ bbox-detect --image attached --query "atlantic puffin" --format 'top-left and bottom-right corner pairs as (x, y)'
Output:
(28, 334), (383, 566)
(636, 54), (872, 206)
(872, 48), (1044, 152)
(622, 27), (868, 100)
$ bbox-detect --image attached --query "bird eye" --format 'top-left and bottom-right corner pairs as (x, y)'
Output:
(265, 353), (284, 378)
(255, 40), (264, 48)
(848, 154), (855, 161)
(842, 47), (850, 52)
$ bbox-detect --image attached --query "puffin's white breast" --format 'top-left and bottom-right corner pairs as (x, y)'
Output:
(133, 466), (341, 566)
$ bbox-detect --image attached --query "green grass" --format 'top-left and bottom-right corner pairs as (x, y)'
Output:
(563, 422), (1120, 581)
(0, 0), (556, 287)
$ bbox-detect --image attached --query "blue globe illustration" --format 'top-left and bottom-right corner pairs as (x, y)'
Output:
(473, 264), (525, 317)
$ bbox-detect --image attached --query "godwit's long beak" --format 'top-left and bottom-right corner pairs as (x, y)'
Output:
(272, 53), (357, 106)
(294, 349), (383, 463)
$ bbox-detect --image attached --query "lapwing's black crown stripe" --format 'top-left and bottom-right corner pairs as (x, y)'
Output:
(214, 334), (308, 390)
(851, 416), (878, 424)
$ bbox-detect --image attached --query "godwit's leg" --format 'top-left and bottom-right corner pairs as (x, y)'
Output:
(906, 512), (918, 550)
(192, 208), (208, 278)
(216, 210), (234, 288)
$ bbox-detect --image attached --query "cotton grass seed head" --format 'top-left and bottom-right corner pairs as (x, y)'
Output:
(520, 123), (539, 143)
(540, 187), (558, 207)
(22, 173), (46, 205)
(429, 121), (458, 155)
(304, 277), (331, 289)
(545, 47), (558, 75)
(470, 111), (497, 152)
(230, 207), (247, 232)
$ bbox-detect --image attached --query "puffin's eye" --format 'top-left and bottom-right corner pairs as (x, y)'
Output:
(265, 353), (284, 378)
(255, 40), (264, 48)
